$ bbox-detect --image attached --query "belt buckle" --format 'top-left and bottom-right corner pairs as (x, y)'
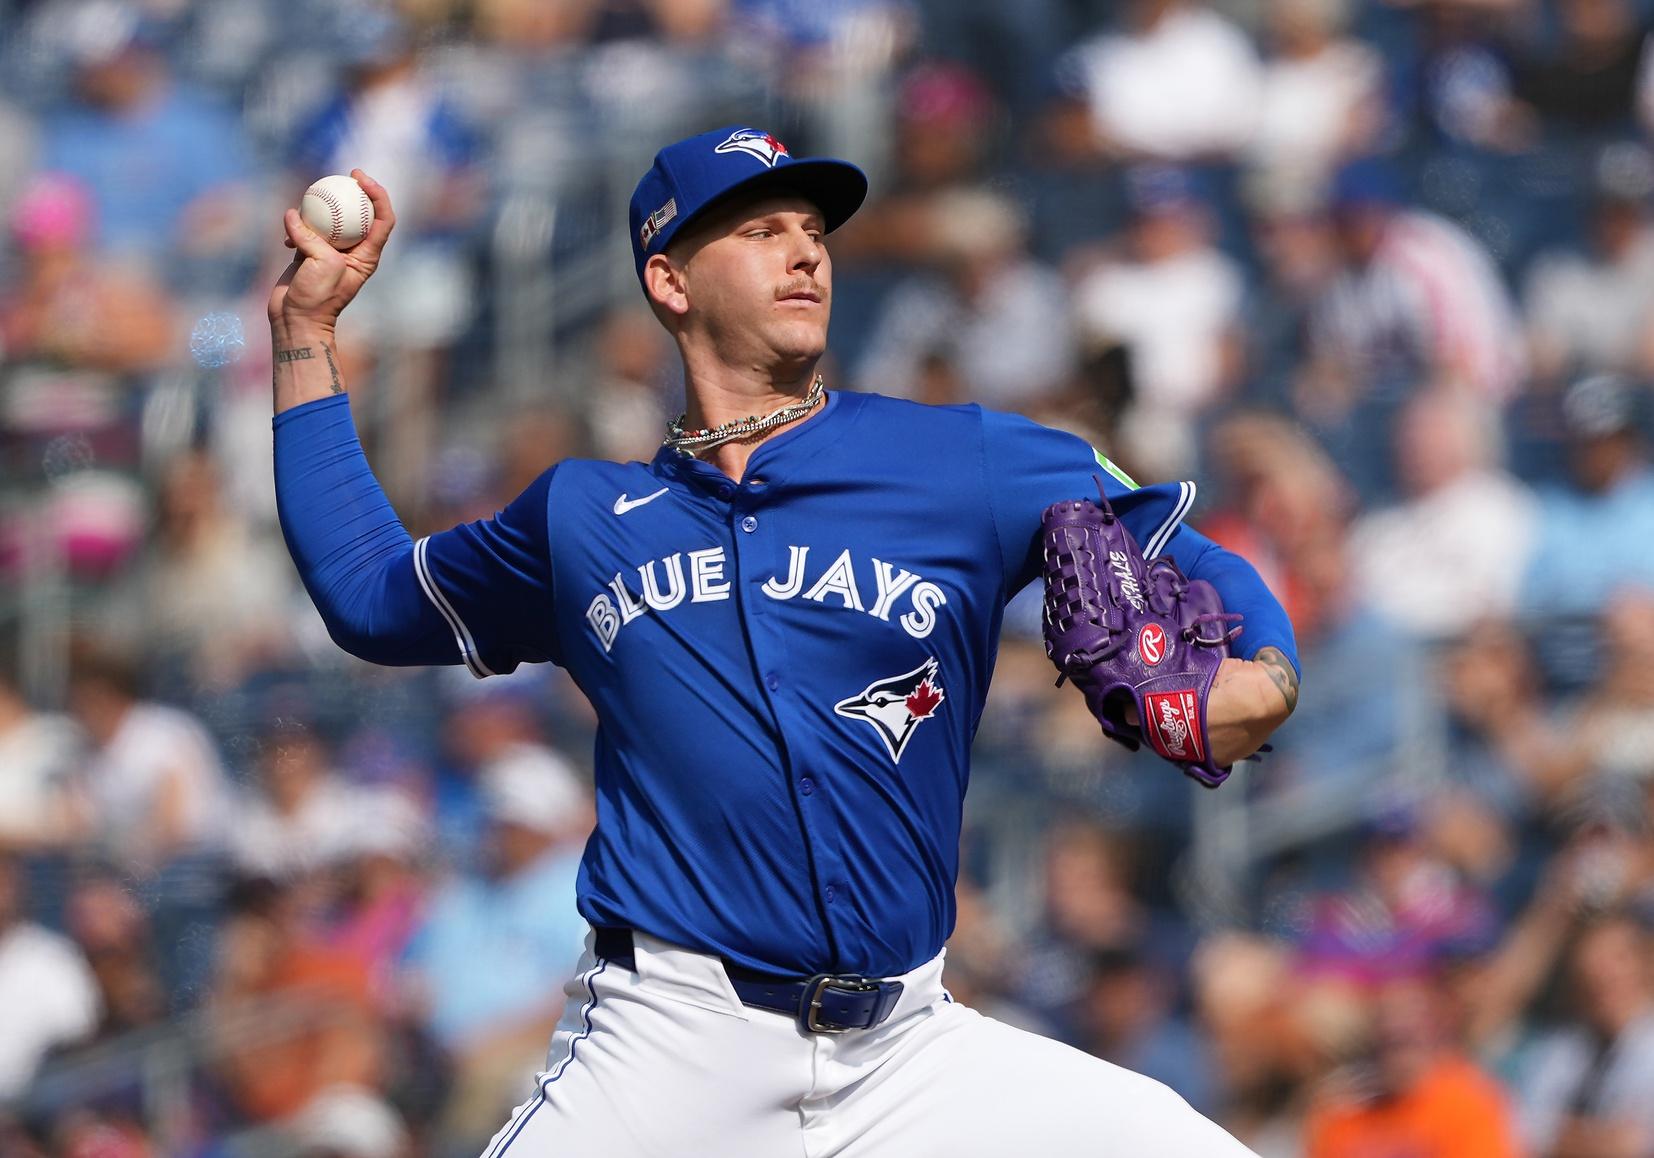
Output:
(801, 973), (879, 1034)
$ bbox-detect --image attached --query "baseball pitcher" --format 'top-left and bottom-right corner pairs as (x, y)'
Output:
(269, 128), (1299, 1156)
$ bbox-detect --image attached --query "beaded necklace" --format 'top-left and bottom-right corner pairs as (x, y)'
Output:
(663, 375), (825, 456)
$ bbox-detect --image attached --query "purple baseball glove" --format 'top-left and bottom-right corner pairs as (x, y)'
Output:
(1041, 485), (1242, 788)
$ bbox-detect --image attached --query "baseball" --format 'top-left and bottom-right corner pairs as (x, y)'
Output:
(300, 174), (374, 249)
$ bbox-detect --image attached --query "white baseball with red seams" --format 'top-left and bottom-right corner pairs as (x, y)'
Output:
(300, 175), (374, 249)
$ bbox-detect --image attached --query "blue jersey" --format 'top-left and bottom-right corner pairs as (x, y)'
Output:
(418, 391), (1293, 976)
(275, 390), (1296, 978)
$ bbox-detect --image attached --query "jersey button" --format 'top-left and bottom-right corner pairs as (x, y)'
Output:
(740, 515), (758, 533)
(765, 673), (780, 691)
(824, 885), (836, 903)
(799, 777), (815, 796)
(716, 483), (734, 500)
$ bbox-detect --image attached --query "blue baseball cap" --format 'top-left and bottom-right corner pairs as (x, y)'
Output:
(1330, 157), (1403, 212)
(629, 126), (868, 285)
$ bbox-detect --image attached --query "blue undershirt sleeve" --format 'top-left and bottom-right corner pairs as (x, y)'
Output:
(1159, 526), (1300, 676)
(273, 394), (560, 676)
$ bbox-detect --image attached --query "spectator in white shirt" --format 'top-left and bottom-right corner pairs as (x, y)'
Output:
(1052, 0), (1263, 161)
(66, 642), (228, 875)
(231, 719), (366, 881)
(1347, 390), (1538, 641)
(0, 855), (100, 1101)
(1250, 0), (1385, 188)
(1525, 142), (1654, 386)
(0, 664), (84, 853)
(1072, 167), (1245, 477)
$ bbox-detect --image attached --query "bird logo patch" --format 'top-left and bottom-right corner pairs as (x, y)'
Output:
(715, 128), (790, 168)
(834, 658), (946, 764)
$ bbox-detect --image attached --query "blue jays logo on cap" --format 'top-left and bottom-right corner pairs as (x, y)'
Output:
(715, 129), (790, 168)
(629, 125), (869, 285)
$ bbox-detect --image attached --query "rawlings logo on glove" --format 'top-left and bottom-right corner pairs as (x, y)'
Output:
(1040, 482), (1241, 788)
(1145, 690), (1201, 762)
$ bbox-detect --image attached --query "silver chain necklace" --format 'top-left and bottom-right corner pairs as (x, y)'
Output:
(664, 375), (825, 456)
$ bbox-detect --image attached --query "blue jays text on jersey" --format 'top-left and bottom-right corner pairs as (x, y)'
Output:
(274, 389), (1297, 979)
(583, 540), (950, 650)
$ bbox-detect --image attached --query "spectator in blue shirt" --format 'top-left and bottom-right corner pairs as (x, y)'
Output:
(399, 745), (592, 1146)
(1520, 374), (1654, 618)
(40, 11), (257, 281)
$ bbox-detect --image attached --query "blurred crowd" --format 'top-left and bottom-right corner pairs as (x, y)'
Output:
(1, 0), (1653, 1154)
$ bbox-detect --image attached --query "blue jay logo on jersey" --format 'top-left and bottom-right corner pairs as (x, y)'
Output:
(834, 658), (946, 764)
(715, 128), (789, 167)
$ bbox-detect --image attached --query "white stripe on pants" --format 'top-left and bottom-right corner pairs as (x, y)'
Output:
(478, 929), (1258, 1157)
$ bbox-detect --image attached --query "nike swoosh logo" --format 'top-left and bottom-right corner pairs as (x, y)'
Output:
(613, 487), (669, 515)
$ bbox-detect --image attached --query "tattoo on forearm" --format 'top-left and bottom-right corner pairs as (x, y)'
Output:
(1256, 647), (1300, 713)
(272, 343), (345, 396)
(321, 342), (344, 394)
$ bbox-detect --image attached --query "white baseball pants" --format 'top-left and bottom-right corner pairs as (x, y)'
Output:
(478, 929), (1257, 1157)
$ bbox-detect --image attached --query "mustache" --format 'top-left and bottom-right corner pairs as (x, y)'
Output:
(775, 278), (825, 301)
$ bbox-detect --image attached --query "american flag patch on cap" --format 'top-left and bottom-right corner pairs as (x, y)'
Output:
(640, 198), (678, 247)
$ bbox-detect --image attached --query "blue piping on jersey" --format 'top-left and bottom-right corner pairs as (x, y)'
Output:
(490, 958), (610, 1156)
